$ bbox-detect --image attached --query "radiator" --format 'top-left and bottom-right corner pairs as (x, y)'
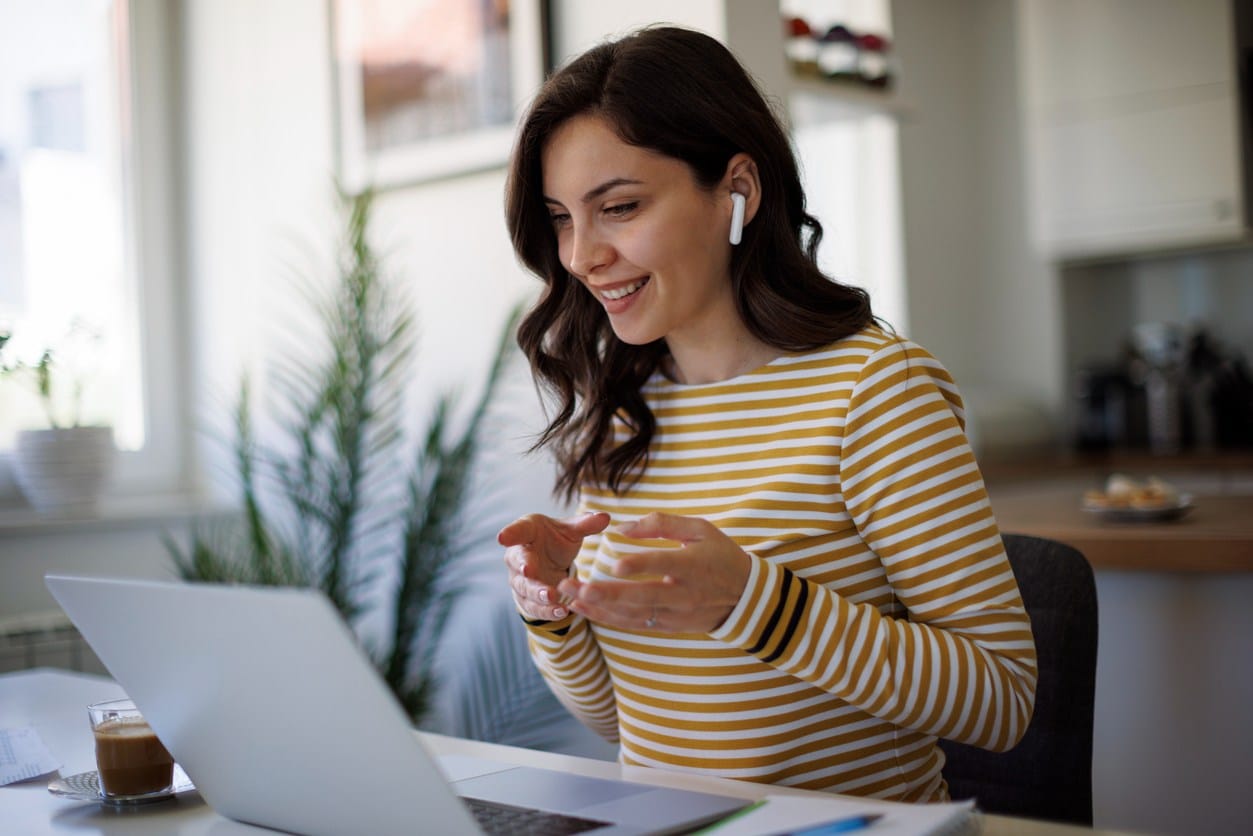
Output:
(0, 610), (107, 675)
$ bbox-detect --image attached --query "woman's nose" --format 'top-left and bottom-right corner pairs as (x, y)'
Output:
(567, 225), (613, 278)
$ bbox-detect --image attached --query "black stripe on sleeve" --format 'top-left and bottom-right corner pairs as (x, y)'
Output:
(520, 614), (571, 636)
(762, 577), (808, 665)
(747, 568), (795, 656)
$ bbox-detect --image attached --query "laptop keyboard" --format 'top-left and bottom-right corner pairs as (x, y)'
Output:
(463, 797), (611, 835)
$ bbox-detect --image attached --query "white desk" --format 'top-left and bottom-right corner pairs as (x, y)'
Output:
(1, 669), (1114, 835)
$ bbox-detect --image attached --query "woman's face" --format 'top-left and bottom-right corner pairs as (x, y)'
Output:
(541, 114), (737, 350)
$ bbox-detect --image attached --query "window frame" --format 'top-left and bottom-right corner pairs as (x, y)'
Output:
(0, 0), (190, 510)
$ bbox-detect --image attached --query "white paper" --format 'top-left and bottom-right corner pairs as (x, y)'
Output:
(0, 726), (62, 786)
(702, 793), (980, 836)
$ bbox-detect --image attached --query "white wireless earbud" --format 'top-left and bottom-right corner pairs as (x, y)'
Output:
(729, 192), (746, 245)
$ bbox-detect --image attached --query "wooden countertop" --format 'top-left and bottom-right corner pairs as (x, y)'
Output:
(980, 450), (1253, 572)
(990, 488), (1253, 573)
(979, 450), (1253, 486)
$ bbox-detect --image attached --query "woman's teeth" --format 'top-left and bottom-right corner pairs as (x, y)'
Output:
(601, 279), (645, 301)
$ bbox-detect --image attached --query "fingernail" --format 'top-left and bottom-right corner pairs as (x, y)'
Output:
(553, 607), (567, 618)
(539, 589), (549, 603)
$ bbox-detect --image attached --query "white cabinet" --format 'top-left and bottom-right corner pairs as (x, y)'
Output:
(1018, 0), (1246, 259)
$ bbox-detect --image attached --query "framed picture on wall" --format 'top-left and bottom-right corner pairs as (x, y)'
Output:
(332, 0), (549, 192)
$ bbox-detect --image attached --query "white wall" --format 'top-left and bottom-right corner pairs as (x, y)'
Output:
(0, 522), (185, 619)
(893, 0), (1063, 448)
(552, 0), (726, 58)
(181, 0), (346, 500)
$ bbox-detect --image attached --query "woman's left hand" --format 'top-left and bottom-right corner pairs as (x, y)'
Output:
(557, 512), (752, 633)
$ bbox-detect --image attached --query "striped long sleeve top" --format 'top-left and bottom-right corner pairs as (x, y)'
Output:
(523, 325), (1037, 802)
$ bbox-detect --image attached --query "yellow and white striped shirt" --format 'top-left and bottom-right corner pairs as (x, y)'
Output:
(525, 325), (1037, 802)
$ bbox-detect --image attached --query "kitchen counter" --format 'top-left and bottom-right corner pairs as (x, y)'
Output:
(983, 451), (1253, 573)
(990, 488), (1253, 572)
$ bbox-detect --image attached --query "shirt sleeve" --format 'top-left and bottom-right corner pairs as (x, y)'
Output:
(521, 521), (620, 743)
(709, 339), (1038, 751)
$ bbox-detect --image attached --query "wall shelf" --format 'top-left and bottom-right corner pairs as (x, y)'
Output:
(788, 76), (912, 124)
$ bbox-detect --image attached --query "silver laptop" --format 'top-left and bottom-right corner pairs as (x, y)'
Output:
(46, 574), (746, 836)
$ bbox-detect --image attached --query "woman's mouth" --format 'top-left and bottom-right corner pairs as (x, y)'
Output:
(598, 278), (648, 302)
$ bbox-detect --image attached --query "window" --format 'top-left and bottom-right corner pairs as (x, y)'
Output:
(782, 0), (908, 333)
(794, 116), (906, 332)
(0, 0), (185, 504)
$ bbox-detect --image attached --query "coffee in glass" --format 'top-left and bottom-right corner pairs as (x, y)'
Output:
(87, 698), (174, 798)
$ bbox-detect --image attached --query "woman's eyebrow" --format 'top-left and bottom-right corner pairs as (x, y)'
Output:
(544, 177), (645, 208)
(580, 177), (644, 203)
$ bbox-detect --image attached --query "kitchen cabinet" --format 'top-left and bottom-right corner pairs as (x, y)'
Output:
(1018, 0), (1247, 259)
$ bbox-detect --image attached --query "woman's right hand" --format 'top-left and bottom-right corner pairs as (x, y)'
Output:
(499, 511), (610, 621)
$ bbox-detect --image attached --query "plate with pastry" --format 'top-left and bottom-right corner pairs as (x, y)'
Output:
(1082, 474), (1195, 522)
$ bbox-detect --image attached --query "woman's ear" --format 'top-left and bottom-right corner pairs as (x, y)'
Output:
(724, 153), (761, 231)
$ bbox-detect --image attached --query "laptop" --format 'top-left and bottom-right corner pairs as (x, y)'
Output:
(45, 574), (747, 836)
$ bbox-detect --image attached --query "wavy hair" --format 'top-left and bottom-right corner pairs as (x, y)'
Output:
(505, 26), (873, 501)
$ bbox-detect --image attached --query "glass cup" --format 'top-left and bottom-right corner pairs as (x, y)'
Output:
(87, 698), (175, 798)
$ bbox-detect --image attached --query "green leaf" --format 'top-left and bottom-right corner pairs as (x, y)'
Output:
(168, 186), (523, 724)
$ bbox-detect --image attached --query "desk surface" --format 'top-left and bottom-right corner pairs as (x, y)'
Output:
(1, 669), (1118, 836)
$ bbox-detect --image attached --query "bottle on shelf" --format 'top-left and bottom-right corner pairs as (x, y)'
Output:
(781, 14), (894, 90)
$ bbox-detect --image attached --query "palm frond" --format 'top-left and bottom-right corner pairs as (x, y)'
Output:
(380, 304), (522, 716)
(170, 185), (522, 724)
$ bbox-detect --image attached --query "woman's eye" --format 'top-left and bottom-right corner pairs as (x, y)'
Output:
(549, 212), (571, 228)
(604, 202), (638, 218)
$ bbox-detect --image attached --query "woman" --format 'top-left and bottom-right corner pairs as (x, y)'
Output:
(498, 26), (1036, 802)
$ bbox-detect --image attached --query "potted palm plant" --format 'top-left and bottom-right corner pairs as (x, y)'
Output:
(0, 325), (116, 513)
(167, 187), (518, 724)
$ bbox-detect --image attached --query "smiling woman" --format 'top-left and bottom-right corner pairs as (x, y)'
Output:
(541, 114), (762, 372)
(497, 25), (1037, 804)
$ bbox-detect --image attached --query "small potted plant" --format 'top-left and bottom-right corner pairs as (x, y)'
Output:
(0, 323), (116, 513)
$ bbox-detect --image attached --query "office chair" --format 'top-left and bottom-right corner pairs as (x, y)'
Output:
(938, 533), (1098, 826)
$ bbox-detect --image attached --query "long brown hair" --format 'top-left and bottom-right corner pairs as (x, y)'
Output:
(505, 26), (872, 501)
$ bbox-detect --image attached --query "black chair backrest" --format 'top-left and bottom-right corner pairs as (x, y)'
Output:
(937, 533), (1098, 826)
